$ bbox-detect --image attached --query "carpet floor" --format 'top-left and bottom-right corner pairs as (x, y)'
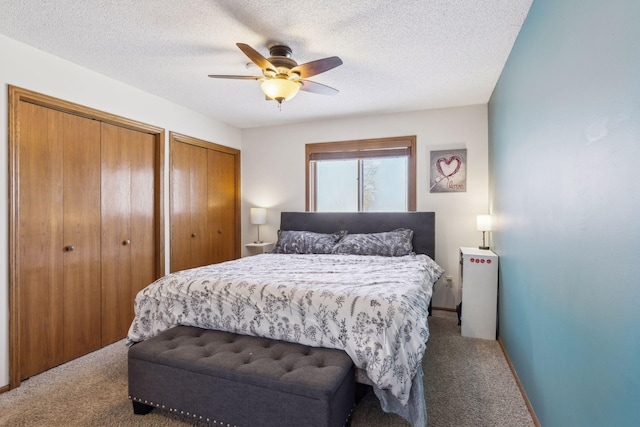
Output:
(0, 311), (534, 426)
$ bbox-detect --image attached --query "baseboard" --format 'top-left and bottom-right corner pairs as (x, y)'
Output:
(498, 337), (541, 427)
(0, 384), (9, 394)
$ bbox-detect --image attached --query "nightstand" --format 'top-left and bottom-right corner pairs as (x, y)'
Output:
(245, 242), (275, 255)
(459, 247), (499, 340)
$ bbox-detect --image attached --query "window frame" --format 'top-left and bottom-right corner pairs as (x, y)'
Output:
(305, 136), (417, 211)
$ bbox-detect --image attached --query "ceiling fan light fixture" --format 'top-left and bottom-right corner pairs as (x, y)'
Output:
(209, 43), (342, 105)
(261, 78), (301, 103)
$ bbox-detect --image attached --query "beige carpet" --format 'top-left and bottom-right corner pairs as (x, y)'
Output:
(0, 311), (534, 426)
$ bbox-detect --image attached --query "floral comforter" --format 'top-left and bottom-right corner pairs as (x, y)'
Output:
(127, 253), (443, 408)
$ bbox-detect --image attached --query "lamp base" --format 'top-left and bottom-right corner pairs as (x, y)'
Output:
(254, 240), (264, 244)
(478, 245), (490, 250)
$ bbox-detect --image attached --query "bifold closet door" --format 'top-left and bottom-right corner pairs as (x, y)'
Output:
(208, 149), (238, 263)
(18, 103), (101, 379)
(170, 141), (212, 272)
(101, 123), (156, 345)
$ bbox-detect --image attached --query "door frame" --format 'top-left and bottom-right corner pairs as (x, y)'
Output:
(8, 86), (166, 389)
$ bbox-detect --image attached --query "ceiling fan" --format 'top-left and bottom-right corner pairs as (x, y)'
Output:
(208, 43), (343, 106)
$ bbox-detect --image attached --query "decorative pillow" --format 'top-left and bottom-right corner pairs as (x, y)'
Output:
(331, 228), (414, 256)
(273, 230), (347, 254)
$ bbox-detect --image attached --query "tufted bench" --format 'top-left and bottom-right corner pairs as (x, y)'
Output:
(128, 326), (355, 427)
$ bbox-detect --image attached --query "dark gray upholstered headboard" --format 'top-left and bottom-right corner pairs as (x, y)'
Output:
(280, 212), (435, 259)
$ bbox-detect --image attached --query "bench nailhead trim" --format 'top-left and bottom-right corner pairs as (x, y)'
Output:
(130, 396), (237, 427)
(132, 393), (354, 427)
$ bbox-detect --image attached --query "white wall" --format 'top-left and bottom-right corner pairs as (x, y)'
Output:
(241, 104), (489, 310)
(0, 34), (242, 388)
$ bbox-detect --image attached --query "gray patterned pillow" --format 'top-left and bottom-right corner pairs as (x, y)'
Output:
(331, 228), (414, 256)
(273, 230), (347, 254)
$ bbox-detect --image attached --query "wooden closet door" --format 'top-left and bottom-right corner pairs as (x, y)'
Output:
(170, 140), (192, 272)
(101, 123), (157, 345)
(18, 103), (65, 379)
(170, 142), (211, 272)
(18, 103), (101, 379)
(129, 129), (157, 316)
(101, 123), (132, 345)
(208, 149), (238, 263)
(190, 145), (212, 268)
(61, 112), (102, 361)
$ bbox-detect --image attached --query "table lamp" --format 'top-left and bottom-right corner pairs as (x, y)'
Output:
(477, 214), (492, 250)
(250, 208), (267, 243)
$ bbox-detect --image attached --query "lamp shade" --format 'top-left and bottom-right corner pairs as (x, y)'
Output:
(261, 78), (300, 102)
(250, 208), (267, 225)
(476, 215), (492, 232)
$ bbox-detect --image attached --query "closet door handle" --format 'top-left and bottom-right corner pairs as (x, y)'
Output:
(192, 233), (197, 238)
(65, 245), (75, 252)
(122, 239), (131, 246)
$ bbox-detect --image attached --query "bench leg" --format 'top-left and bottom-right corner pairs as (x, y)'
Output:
(132, 401), (154, 415)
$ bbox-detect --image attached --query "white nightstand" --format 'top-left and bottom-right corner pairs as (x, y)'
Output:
(245, 242), (275, 255)
(459, 247), (499, 340)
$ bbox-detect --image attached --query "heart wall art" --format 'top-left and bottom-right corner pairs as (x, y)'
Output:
(430, 149), (467, 193)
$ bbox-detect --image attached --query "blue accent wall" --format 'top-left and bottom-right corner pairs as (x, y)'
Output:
(488, 1), (640, 426)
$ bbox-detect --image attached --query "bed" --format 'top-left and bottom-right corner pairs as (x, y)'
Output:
(127, 211), (442, 426)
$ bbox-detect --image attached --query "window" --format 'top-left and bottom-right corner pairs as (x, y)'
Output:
(306, 136), (416, 212)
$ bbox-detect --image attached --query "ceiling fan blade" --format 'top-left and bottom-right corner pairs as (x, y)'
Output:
(291, 56), (343, 79)
(208, 75), (262, 80)
(236, 43), (277, 73)
(299, 80), (339, 96)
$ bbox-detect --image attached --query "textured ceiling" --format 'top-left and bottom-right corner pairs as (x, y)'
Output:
(0, 0), (532, 129)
